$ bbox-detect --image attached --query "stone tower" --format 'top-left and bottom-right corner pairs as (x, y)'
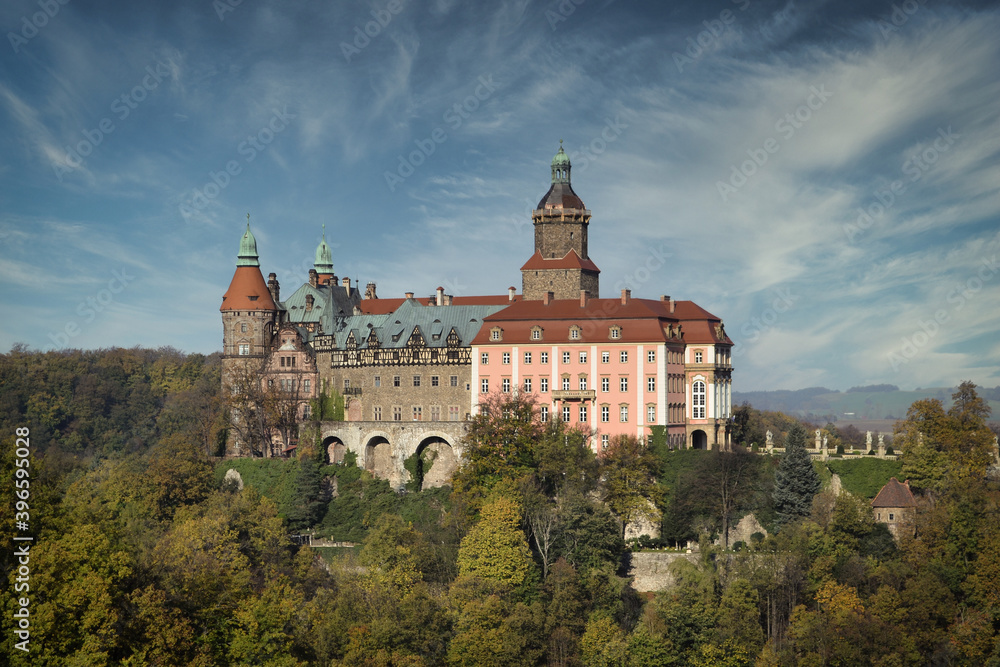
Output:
(521, 143), (600, 300)
(221, 221), (279, 376)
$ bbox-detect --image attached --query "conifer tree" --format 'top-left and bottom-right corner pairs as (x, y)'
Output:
(772, 424), (821, 526)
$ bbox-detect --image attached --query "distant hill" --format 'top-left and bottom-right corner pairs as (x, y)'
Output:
(733, 385), (1000, 422)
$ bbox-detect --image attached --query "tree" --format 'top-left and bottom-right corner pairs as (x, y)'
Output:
(600, 435), (663, 539)
(456, 495), (535, 590)
(695, 447), (759, 549)
(456, 391), (541, 491)
(772, 424), (820, 526)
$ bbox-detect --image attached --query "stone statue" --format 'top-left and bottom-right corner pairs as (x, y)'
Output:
(766, 430), (773, 445)
(866, 431), (873, 447)
(823, 435), (828, 448)
(878, 433), (884, 446)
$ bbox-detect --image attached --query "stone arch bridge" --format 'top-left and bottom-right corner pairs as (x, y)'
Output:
(312, 421), (469, 490)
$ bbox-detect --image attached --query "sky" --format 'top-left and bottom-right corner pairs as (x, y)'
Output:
(1, 0), (998, 392)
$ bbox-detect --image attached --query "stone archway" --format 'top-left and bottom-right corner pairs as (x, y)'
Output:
(365, 435), (393, 479)
(323, 436), (346, 464)
(414, 436), (457, 489)
(691, 429), (708, 450)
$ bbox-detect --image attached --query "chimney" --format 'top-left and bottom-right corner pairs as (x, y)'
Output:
(444, 294), (453, 306)
(405, 291), (414, 299)
(508, 286), (516, 302)
(621, 289), (631, 305)
(662, 295), (675, 313)
(543, 291), (554, 305)
(305, 294), (314, 311)
(436, 286), (444, 306)
(342, 276), (351, 295)
(308, 269), (318, 288)
(365, 282), (377, 300)
(580, 290), (588, 308)
(267, 273), (280, 302)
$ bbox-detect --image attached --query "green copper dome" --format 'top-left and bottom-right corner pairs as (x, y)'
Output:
(551, 141), (571, 184)
(315, 224), (334, 274)
(236, 221), (260, 267)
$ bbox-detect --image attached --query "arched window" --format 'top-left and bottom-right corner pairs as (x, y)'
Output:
(692, 380), (706, 419)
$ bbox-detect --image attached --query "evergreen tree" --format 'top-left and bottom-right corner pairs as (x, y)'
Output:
(772, 424), (821, 526)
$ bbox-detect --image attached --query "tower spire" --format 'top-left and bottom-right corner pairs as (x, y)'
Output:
(237, 215), (260, 267)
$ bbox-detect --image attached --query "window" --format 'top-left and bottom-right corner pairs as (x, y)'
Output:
(620, 405), (629, 422)
(393, 376), (401, 387)
(344, 378), (350, 389)
(648, 350), (656, 363)
(482, 352), (489, 364)
(413, 375), (421, 387)
(562, 351), (571, 364)
(620, 377), (628, 392)
(540, 352), (549, 364)
(579, 376), (588, 391)
(428, 375), (437, 387)
(601, 405), (610, 422)
(602, 351), (610, 363)
(647, 405), (656, 422)
(481, 378), (489, 393)
(238, 344), (250, 355)
(562, 406), (571, 422)
(647, 377), (655, 392)
(490, 328), (502, 341)
(579, 351), (587, 363)
(450, 375), (458, 387)
(570, 327), (581, 340)
(580, 406), (588, 422)
(540, 406), (549, 422)
(524, 352), (532, 364)
(695, 351), (703, 363)
(374, 376), (381, 387)
(502, 378), (511, 393)
(540, 378), (549, 392)
(502, 352), (510, 364)
(620, 351), (628, 363)
(240, 322), (247, 333)
(601, 377), (610, 392)
(889, 513), (895, 521)
(531, 328), (542, 340)
(610, 326), (621, 339)
(303, 403), (311, 419)
(601, 434), (609, 449)
(413, 406), (422, 421)
(562, 377), (571, 391)
(449, 406), (460, 421)
(431, 406), (441, 421)
(693, 380), (706, 419)
(374, 406), (382, 421)
(523, 378), (532, 392)
(393, 406), (402, 421)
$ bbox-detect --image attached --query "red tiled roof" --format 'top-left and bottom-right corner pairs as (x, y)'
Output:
(221, 266), (277, 311)
(871, 478), (917, 508)
(520, 249), (601, 273)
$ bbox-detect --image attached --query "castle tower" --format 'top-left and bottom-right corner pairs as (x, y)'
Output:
(521, 142), (601, 300)
(221, 221), (279, 365)
(314, 224), (336, 286)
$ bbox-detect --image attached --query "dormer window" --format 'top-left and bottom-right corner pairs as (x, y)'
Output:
(569, 325), (582, 340)
(609, 325), (622, 340)
(530, 326), (543, 341)
(490, 327), (503, 341)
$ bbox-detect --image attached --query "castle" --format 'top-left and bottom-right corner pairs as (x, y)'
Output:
(221, 144), (734, 483)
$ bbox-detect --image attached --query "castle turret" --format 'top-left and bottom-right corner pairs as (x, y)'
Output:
(221, 219), (279, 360)
(521, 142), (600, 300)
(314, 225), (336, 286)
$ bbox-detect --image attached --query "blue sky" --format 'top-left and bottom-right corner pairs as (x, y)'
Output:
(1, 0), (998, 392)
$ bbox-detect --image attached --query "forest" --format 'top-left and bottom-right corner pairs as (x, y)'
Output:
(2, 345), (1000, 665)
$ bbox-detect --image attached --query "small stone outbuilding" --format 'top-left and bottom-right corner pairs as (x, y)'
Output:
(871, 477), (917, 539)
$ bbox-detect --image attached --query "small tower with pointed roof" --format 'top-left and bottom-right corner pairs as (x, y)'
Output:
(314, 225), (337, 286)
(221, 221), (279, 365)
(521, 142), (601, 300)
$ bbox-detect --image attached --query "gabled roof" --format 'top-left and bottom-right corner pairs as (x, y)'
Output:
(520, 249), (600, 273)
(325, 298), (508, 351)
(871, 478), (917, 508)
(357, 294), (520, 315)
(221, 266), (277, 311)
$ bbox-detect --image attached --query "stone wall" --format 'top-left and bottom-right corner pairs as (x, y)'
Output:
(522, 267), (600, 300)
(532, 210), (590, 260)
(628, 551), (699, 593)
